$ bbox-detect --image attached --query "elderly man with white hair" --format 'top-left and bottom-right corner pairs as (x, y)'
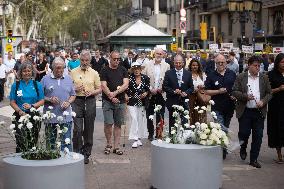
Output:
(70, 50), (101, 164)
(142, 48), (170, 141)
(41, 57), (76, 152)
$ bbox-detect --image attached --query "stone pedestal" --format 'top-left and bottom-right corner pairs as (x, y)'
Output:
(151, 141), (222, 189)
(3, 153), (85, 189)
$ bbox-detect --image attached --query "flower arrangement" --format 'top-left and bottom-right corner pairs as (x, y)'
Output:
(0, 107), (78, 160)
(151, 99), (230, 148)
(149, 104), (164, 139)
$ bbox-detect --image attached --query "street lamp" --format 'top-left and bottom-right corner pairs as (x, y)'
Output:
(228, 0), (262, 52)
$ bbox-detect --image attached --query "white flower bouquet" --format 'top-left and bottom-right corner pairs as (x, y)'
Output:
(162, 100), (230, 148)
(0, 108), (76, 160)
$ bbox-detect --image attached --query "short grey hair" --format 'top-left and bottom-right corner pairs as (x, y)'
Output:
(52, 57), (65, 70)
(80, 50), (92, 61)
(17, 62), (36, 80)
(174, 54), (184, 63)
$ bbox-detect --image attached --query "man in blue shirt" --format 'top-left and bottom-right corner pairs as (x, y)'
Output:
(205, 54), (237, 159)
(41, 57), (76, 151)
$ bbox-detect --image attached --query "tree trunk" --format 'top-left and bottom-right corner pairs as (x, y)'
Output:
(26, 18), (36, 40)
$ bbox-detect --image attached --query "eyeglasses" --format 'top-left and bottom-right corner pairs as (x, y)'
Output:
(216, 62), (226, 65)
(112, 58), (120, 61)
(156, 53), (163, 55)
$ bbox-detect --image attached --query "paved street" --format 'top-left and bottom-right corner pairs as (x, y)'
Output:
(0, 99), (284, 189)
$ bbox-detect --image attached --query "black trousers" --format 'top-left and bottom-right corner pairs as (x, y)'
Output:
(146, 93), (165, 138)
(72, 97), (96, 157)
(238, 108), (264, 162)
(0, 78), (5, 101)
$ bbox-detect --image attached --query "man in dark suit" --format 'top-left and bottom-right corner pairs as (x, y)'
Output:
(232, 55), (272, 168)
(163, 55), (194, 134)
(90, 49), (108, 73)
(122, 51), (136, 71)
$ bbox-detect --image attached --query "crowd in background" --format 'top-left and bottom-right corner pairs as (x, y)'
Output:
(0, 47), (283, 168)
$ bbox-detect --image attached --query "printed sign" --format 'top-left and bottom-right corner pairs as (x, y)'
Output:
(255, 43), (263, 51)
(221, 43), (233, 51)
(242, 45), (254, 54)
(209, 44), (218, 52)
(273, 47), (284, 53)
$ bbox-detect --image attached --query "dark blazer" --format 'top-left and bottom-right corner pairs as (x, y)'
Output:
(232, 71), (272, 118)
(122, 58), (136, 70)
(163, 69), (194, 109)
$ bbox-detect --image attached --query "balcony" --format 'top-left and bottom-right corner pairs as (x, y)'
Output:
(207, 0), (228, 12)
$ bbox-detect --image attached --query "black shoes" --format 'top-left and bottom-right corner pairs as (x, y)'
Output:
(249, 161), (261, 168)
(148, 136), (154, 141)
(240, 149), (247, 160)
(84, 156), (90, 164)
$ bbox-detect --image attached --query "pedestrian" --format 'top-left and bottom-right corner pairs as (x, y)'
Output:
(70, 50), (101, 164)
(267, 53), (284, 163)
(142, 48), (170, 141)
(232, 55), (272, 168)
(9, 63), (44, 152)
(227, 52), (239, 75)
(126, 62), (150, 148)
(163, 55), (194, 134)
(90, 49), (108, 73)
(34, 53), (48, 81)
(136, 51), (150, 66)
(41, 57), (76, 151)
(4, 51), (16, 97)
(0, 56), (8, 102)
(101, 50), (129, 155)
(188, 59), (207, 124)
(205, 54), (236, 159)
(122, 51), (136, 71)
(68, 53), (80, 71)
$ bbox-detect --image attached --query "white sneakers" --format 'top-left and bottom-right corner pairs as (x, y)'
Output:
(132, 140), (142, 148)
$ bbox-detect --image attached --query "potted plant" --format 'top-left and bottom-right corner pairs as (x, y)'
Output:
(0, 107), (85, 189)
(150, 100), (229, 189)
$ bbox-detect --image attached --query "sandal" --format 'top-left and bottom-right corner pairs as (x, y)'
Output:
(113, 148), (123, 155)
(104, 145), (112, 155)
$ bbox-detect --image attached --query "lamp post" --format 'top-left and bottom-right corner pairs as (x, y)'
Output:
(228, 0), (262, 52)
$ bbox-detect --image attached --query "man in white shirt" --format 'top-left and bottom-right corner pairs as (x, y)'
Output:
(137, 51), (149, 66)
(142, 48), (170, 140)
(232, 55), (272, 168)
(4, 51), (16, 97)
(0, 56), (7, 101)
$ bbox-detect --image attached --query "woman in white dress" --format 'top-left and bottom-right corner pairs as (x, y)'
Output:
(188, 59), (207, 124)
(126, 62), (150, 148)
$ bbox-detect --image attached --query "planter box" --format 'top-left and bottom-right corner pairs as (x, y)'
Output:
(3, 153), (85, 189)
(151, 141), (222, 189)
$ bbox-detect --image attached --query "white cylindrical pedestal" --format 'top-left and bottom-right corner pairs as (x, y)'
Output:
(151, 141), (222, 189)
(3, 153), (85, 189)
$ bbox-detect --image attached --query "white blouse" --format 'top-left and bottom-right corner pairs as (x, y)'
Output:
(192, 73), (206, 90)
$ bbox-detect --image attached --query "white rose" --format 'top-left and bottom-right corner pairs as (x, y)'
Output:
(165, 137), (171, 143)
(178, 106), (184, 111)
(65, 138), (71, 144)
(30, 107), (36, 113)
(206, 139), (213, 145)
(171, 130), (176, 135)
(26, 122), (33, 129)
(190, 125), (195, 129)
(215, 81), (219, 86)
(18, 123), (23, 129)
(63, 111), (70, 116)
(17, 90), (23, 97)
(195, 122), (201, 126)
(185, 99), (189, 103)
(11, 130), (16, 134)
(194, 106), (200, 110)
(172, 111), (179, 117)
(200, 123), (208, 130)
(9, 124), (15, 130)
(174, 123), (179, 128)
(72, 153), (80, 160)
(184, 123), (190, 128)
(156, 105), (162, 110)
(71, 112), (76, 117)
(211, 111), (216, 116)
(209, 100), (215, 105)
(32, 147), (36, 151)
(63, 127), (68, 133)
(64, 147), (70, 154)
(200, 133), (207, 140)
(56, 142), (61, 148)
(198, 110), (204, 114)
(58, 129), (63, 134)
(149, 115), (154, 120)
(33, 116), (40, 121)
(183, 110), (189, 115)
(200, 140), (206, 145)
(48, 106), (53, 110)
(204, 128), (210, 134)
(201, 106), (207, 111)
(57, 116), (64, 122)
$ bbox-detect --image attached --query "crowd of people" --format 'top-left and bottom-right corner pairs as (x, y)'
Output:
(0, 47), (283, 168)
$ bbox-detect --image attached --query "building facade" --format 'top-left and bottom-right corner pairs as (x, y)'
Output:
(166, 0), (284, 49)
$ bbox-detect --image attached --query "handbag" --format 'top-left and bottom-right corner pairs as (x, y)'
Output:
(196, 90), (211, 105)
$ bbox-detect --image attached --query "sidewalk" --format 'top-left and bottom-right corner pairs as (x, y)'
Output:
(0, 99), (284, 189)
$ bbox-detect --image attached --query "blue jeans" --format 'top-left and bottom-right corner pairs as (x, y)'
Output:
(215, 110), (234, 133)
(45, 122), (72, 151)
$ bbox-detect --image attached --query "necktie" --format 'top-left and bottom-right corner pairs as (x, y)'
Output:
(129, 59), (132, 66)
(177, 71), (182, 87)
